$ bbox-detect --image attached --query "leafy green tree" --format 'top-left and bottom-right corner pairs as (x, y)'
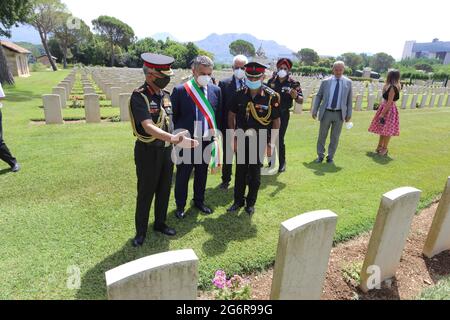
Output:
(370, 52), (395, 73)
(0, 0), (32, 84)
(229, 40), (255, 57)
(27, 0), (67, 71)
(53, 14), (91, 68)
(92, 15), (135, 67)
(339, 52), (363, 71)
(296, 48), (319, 66)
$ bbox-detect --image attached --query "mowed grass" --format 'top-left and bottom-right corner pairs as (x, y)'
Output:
(0, 70), (449, 299)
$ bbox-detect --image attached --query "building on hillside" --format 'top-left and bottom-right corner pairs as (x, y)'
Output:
(402, 39), (450, 64)
(0, 40), (31, 77)
(37, 54), (57, 66)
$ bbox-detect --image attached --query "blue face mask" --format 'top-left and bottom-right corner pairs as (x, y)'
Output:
(246, 79), (262, 90)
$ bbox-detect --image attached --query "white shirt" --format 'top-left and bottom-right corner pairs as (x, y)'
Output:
(327, 76), (343, 110)
(0, 82), (5, 108)
(235, 77), (245, 90)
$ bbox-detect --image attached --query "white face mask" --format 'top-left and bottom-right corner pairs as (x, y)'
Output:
(197, 75), (211, 87)
(234, 68), (246, 80)
(278, 70), (288, 78)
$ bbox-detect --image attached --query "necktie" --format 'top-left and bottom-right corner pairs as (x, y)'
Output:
(331, 78), (340, 109)
(239, 79), (244, 89)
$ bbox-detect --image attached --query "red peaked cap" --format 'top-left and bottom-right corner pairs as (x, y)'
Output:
(245, 62), (268, 77)
(141, 52), (174, 76)
(277, 58), (293, 70)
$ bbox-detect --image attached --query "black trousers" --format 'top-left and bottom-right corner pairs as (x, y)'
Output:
(221, 130), (233, 184)
(134, 141), (174, 238)
(234, 137), (262, 207)
(276, 110), (290, 167)
(0, 109), (17, 167)
(175, 141), (212, 209)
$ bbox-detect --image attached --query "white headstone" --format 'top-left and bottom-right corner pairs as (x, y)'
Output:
(42, 94), (63, 124)
(410, 94), (418, 109)
(270, 210), (338, 300)
(401, 94), (409, 109)
(355, 94), (363, 111)
(436, 94), (444, 108)
(110, 87), (121, 108)
(429, 94), (436, 108)
(52, 87), (67, 108)
(119, 93), (131, 121)
(423, 177), (450, 258)
(360, 187), (422, 292)
(367, 94), (375, 111)
(420, 94), (428, 108)
(84, 94), (101, 123)
(105, 249), (199, 300)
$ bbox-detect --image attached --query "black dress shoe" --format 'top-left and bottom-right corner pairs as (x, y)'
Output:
(227, 203), (244, 212)
(154, 224), (176, 236)
(11, 163), (20, 173)
(278, 163), (286, 173)
(315, 157), (324, 163)
(245, 206), (255, 215)
(195, 203), (213, 214)
(132, 235), (145, 247)
(175, 208), (186, 219)
(326, 157), (334, 164)
(219, 182), (229, 190)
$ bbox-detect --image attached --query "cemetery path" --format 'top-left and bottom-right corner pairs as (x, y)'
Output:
(199, 200), (450, 300)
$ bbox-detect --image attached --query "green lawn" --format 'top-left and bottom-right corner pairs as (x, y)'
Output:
(0, 70), (449, 299)
(418, 276), (450, 300)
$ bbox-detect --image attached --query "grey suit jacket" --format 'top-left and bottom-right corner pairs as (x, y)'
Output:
(312, 76), (353, 121)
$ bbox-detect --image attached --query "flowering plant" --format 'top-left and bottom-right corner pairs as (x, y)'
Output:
(212, 270), (251, 300)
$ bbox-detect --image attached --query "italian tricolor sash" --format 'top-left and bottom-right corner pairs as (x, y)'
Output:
(184, 79), (222, 169)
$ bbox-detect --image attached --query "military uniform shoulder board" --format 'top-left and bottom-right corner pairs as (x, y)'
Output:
(263, 85), (277, 96)
(133, 86), (145, 94)
(263, 86), (280, 108)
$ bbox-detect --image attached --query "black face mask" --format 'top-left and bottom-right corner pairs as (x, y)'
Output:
(153, 76), (171, 89)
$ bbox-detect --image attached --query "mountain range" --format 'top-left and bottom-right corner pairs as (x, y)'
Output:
(194, 33), (295, 63)
(6, 25), (295, 64)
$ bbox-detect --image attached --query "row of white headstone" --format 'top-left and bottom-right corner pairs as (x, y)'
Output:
(105, 176), (450, 300)
(42, 68), (450, 123)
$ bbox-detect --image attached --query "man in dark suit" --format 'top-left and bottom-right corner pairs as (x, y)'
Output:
(0, 82), (20, 173)
(218, 54), (248, 190)
(171, 56), (222, 219)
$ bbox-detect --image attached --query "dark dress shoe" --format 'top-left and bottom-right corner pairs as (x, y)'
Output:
(315, 157), (324, 163)
(245, 206), (255, 215)
(132, 236), (145, 247)
(219, 182), (229, 190)
(195, 203), (213, 215)
(154, 224), (176, 236)
(227, 203), (244, 212)
(278, 163), (286, 173)
(175, 208), (186, 219)
(11, 163), (20, 172)
(326, 157), (334, 164)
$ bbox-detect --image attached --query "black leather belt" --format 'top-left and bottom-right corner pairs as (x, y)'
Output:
(326, 109), (342, 112)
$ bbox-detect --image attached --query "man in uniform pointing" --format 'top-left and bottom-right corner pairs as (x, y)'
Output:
(129, 53), (198, 247)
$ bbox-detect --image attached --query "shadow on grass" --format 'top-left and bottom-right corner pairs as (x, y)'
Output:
(201, 212), (258, 257)
(366, 152), (394, 165)
(260, 173), (287, 197)
(76, 233), (171, 300)
(302, 161), (343, 176)
(0, 168), (11, 175)
(424, 250), (450, 283)
(4, 90), (42, 103)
